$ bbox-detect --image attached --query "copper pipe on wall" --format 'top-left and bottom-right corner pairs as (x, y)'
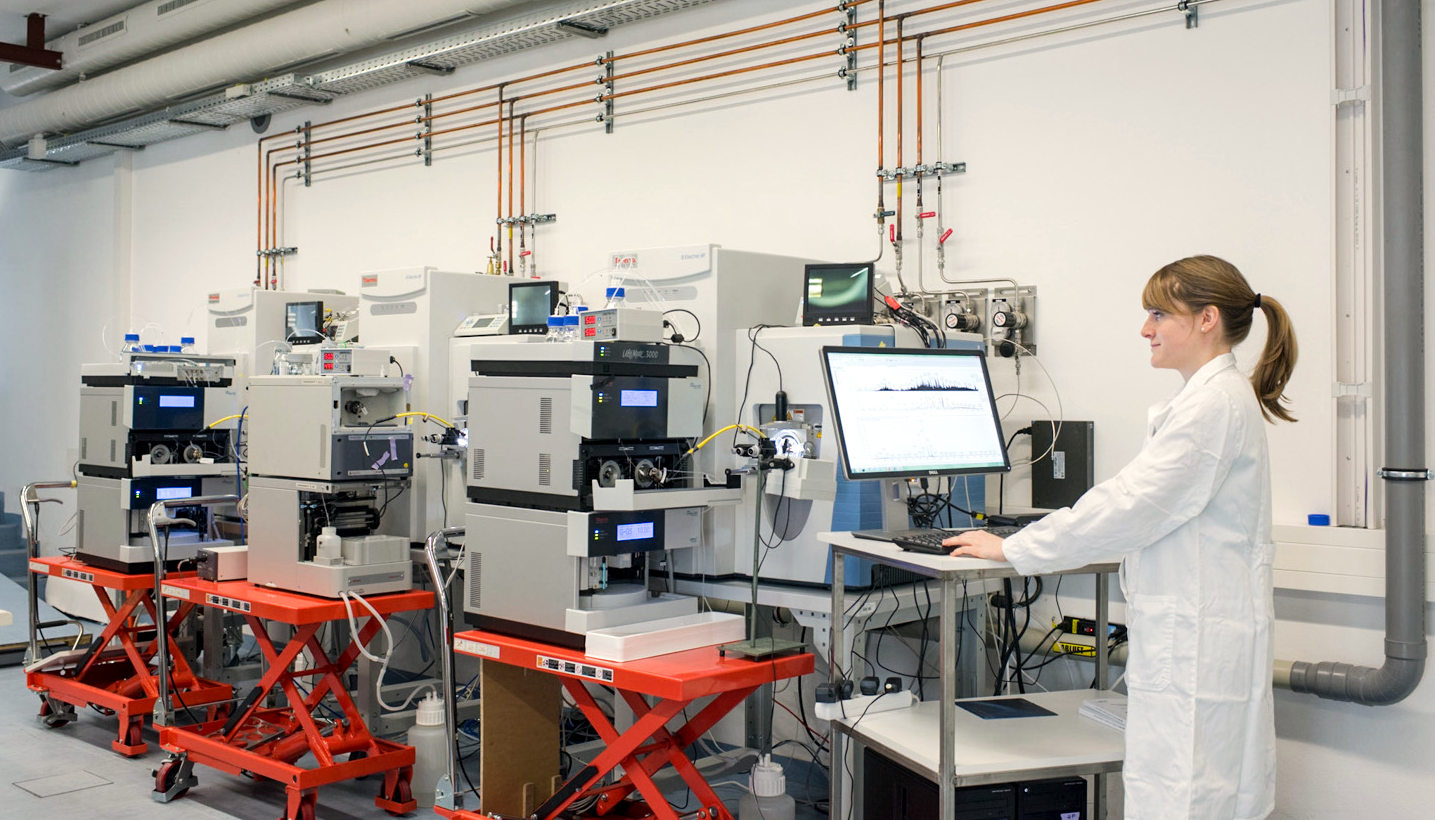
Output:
(895, 15), (904, 245)
(920, 0), (1105, 39)
(613, 3), (865, 64)
(520, 113), (528, 270)
(915, 34), (923, 214)
(258, 0), (1105, 266)
(605, 26), (834, 85)
(507, 98), (516, 275)
(496, 84), (505, 261)
(877, 0), (886, 220)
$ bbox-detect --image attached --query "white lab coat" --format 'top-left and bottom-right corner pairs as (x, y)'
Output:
(1001, 353), (1275, 820)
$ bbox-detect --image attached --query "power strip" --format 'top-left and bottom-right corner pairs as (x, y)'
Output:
(814, 690), (915, 721)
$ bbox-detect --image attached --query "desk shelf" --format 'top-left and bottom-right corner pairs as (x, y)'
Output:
(820, 531), (1123, 820)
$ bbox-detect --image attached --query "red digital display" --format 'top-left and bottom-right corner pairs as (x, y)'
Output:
(584, 328), (596, 337)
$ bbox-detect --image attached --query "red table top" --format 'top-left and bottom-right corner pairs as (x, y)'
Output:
(158, 577), (433, 625)
(29, 555), (187, 591)
(453, 629), (814, 701)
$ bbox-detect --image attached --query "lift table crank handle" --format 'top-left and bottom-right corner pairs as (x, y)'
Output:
(148, 494), (239, 726)
(21, 480), (82, 665)
(422, 526), (466, 812)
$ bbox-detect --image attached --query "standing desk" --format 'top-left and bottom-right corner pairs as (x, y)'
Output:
(155, 577), (432, 820)
(821, 531), (1124, 820)
(441, 628), (814, 820)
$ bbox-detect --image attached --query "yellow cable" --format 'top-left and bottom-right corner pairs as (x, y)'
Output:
(205, 413), (246, 428)
(684, 423), (766, 457)
(394, 411), (456, 429)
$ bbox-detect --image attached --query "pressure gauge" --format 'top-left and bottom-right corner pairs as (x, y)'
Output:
(991, 307), (1027, 330)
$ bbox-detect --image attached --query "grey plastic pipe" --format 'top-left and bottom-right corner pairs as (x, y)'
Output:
(1279, 0), (1427, 705)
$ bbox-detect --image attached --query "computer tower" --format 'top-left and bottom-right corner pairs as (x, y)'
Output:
(862, 748), (1016, 819)
(1030, 420), (1094, 510)
(1016, 776), (1087, 819)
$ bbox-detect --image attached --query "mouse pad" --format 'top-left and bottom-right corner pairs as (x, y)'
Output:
(957, 698), (1058, 719)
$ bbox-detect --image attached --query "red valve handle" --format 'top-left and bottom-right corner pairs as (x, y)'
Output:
(918, 211), (936, 219)
(939, 228), (953, 244)
(889, 224), (896, 242)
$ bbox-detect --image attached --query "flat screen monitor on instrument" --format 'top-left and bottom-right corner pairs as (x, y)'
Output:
(508, 280), (560, 335)
(820, 345), (1012, 480)
(803, 263), (875, 326)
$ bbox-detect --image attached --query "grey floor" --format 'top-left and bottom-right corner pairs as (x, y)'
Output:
(0, 663), (828, 819)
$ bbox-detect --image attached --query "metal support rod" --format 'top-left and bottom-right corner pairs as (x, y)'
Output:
(423, 526), (466, 811)
(149, 494), (238, 726)
(21, 480), (77, 665)
(939, 573), (957, 820)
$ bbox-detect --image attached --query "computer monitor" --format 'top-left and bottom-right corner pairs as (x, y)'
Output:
(508, 280), (559, 335)
(284, 300), (324, 345)
(820, 346), (1012, 480)
(803, 263), (875, 326)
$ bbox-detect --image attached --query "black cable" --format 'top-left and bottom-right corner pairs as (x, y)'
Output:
(997, 426), (1033, 515)
(665, 341), (711, 428)
(661, 308), (702, 342)
(388, 356), (405, 378)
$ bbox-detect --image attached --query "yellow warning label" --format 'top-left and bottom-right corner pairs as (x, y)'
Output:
(1055, 642), (1096, 657)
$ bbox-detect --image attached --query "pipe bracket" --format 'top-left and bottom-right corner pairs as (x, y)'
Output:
(1377, 468), (1431, 481)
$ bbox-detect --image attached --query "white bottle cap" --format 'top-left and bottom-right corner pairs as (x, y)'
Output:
(415, 692), (444, 726)
(749, 753), (786, 797)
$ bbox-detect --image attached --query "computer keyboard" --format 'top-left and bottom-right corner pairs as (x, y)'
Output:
(892, 525), (1021, 555)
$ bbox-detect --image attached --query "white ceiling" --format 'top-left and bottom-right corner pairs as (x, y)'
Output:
(0, 0), (144, 46)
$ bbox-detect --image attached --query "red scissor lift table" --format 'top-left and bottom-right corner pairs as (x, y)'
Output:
(153, 577), (433, 820)
(25, 556), (232, 755)
(437, 629), (814, 820)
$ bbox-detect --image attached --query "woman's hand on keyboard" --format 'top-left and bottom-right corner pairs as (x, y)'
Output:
(942, 529), (1007, 561)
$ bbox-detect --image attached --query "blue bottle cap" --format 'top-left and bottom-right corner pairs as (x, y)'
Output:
(180, 336), (195, 345)
(124, 333), (140, 342)
(563, 315), (579, 326)
(547, 317), (563, 327)
(605, 287), (625, 298)
(574, 305), (589, 312)
(1308, 514), (1331, 526)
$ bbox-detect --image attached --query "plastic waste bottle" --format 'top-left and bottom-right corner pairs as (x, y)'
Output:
(604, 286), (626, 309)
(123, 333), (141, 353)
(546, 316), (564, 340)
(407, 692), (447, 809)
(563, 314), (581, 341)
(738, 755), (796, 820)
(179, 336), (196, 355)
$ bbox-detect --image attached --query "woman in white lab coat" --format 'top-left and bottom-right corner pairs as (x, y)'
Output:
(944, 255), (1297, 820)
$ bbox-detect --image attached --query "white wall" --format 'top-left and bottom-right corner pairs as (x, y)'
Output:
(0, 0), (1429, 815)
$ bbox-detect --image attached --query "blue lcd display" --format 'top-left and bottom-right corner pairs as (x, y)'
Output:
(619, 389), (658, 407)
(155, 486), (194, 500)
(158, 394), (197, 408)
(615, 521), (655, 542)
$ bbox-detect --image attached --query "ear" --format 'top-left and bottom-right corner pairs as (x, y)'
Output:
(1200, 304), (1221, 333)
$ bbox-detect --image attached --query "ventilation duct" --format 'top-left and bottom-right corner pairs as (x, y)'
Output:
(2, 0), (308, 97)
(0, 0), (527, 148)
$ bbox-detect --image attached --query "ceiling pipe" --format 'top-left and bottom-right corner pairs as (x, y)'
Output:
(1276, 0), (1427, 705)
(0, 0), (527, 148)
(2, 0), (308, 97)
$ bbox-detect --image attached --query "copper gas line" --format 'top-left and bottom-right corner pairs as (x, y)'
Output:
(507, 98), (516, 275)
(895, 15), (904, 251)
(519, 114), (527, 272)
(877, 0), (886, 225)
(496, 84), (504, 265)
(261, 0), (1103, 268)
